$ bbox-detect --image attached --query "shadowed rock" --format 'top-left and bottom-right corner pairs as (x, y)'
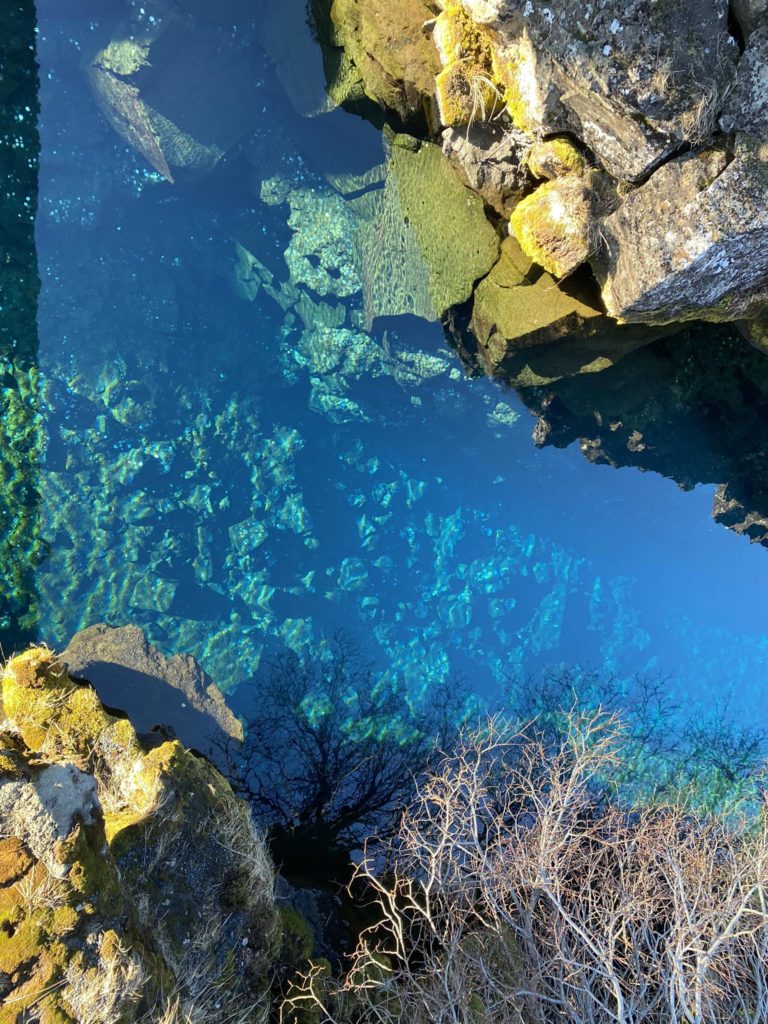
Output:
(519, 325), (768, 547)
(62, 623), (242, 769)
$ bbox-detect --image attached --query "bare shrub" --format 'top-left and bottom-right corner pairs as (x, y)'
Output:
(285, 711), (768, 1024)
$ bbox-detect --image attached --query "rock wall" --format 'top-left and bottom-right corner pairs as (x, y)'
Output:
(0, 647), (278, 1024)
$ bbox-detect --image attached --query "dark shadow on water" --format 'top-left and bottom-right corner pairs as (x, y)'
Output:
(517, 324), (768, 549)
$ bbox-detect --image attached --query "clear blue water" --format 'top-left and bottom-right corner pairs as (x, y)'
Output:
(9, 2), (768, 719)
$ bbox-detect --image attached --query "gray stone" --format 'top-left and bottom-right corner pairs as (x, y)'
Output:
(465, 0), (738, 182)
(720, 27), (768, 137)
(731, 0), (768, 37)
(596, 147), (768, 324)
(62, 624), (243, 768)
(0, 764), (100, 877)
(441, 123), (529, 214)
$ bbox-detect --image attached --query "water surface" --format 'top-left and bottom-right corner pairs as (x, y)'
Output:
(5, 0), (768, 721)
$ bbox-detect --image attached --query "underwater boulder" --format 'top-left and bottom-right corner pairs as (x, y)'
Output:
(354, 133), (499, 323)
(328, 0), (441, 124)
(89, 17), (265, 179)
(0, 646), (278, 1023)
(62, 623), (243, 770)
(520, 325), (768, 547)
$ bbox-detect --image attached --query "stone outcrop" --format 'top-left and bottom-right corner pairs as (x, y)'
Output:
(441, 123), (529, 214)
(319, 0), (768, 349)
(732, 0), (768, 38)
(0, 647), (278, 1023)
(62, 623), (243, 770)
(595, 148), (768, 324)
(327, 0), (441, 124)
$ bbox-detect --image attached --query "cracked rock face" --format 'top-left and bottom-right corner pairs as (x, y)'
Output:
(441, 123), (529, 214)
(463, 0), (737, 182)
(596, 147), (768, 324)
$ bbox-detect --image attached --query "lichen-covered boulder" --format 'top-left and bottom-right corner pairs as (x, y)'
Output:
(455, 0), (737, 183)
(0, 647), (278, 1024)
(467, 234), (665, 385)
(510, 176), (594, 278)
(441, 123), (529, 214)
(720, 26), (768, 138)
(596, 146), (768, 324)
(527, 136), (587, 180)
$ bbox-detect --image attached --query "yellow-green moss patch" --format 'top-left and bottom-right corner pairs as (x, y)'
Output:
(510, 177), (594, 278)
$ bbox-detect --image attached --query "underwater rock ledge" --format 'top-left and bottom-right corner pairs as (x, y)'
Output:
(0, 646), (278, 1023)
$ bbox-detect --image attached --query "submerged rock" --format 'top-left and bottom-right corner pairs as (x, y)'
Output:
(353, 134), (499, 322)
(62, 623), (243, 769)
(328, 0), (441, 124)
(520, 326), (768, 548)
(0, 647), (278, 1023)
(89, 15), (265, 179)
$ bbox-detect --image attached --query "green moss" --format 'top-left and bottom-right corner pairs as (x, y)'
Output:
(528, 137), (587, 180)
(0, 915), (43, 973)
(431, 5), (507, 128)
(279, 903), (315, 964)
(0, 837), (33, 886)
(510, 178), (593, 278)
(1, 648), (76, 750)
(58, 823), (123, 913)
(95, 39), (150, 77)
(491, 38), (540, 132)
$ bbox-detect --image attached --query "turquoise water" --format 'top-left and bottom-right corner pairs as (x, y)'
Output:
(4, 1), (768, 718)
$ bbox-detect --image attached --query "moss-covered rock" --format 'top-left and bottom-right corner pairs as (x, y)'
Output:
(510, 176), (594, 278)
(527, 137), (587, 180)
(0, 647), (278, 1023)
(328, 0), (441, 125)
(470, 237), (605, 375)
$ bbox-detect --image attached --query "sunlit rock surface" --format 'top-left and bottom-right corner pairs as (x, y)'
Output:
(0, 647), (277, 1022)
(327, 0), (441, 124)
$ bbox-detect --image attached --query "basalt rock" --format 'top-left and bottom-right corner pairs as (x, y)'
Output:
(0, 647), (278, 1023)
(732, 0), (768, 38)
(596, 147), (768, 324)
(467, 236), (668, 385)
(328, 0), (441, 125)
(461, 0), (737, 183)
(441, 123), (529, 215)
(62, 623), (243, 770)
